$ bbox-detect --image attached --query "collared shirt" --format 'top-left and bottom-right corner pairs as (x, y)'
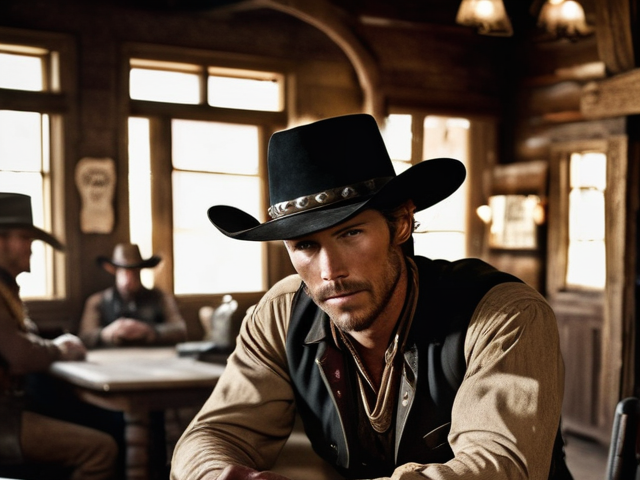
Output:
(171, 269), (564, 480)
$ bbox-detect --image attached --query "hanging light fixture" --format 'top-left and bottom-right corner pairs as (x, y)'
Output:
(537, 0), (593, 38)
(455, 0), (513, 37)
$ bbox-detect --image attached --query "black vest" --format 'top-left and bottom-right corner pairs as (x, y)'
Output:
(285, 256), (573, 479)
(98, 287), (165, 327)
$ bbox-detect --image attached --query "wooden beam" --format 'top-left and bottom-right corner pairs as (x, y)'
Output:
(581, 68), (640, 118)
(244, 0), (384, 121)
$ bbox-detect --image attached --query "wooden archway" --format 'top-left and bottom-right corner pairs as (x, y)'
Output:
(234, 0), (384, 122)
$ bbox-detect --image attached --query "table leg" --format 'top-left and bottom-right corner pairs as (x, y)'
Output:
(124, 409), (150, 480)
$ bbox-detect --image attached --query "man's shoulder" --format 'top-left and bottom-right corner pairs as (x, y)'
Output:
(248, 274), (302, 316)
(414, 256), (521, 288)
(86, 286), (113, 303)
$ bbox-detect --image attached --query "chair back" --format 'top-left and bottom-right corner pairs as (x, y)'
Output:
(606, 397), (640, 480)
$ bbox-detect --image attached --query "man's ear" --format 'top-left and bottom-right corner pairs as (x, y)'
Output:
(394, 200), (416, 245)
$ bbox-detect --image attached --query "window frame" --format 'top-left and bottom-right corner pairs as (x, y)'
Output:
(384, 107), (497, 259)
(0, 27), (77, 329)
(121, 43), (290, 297)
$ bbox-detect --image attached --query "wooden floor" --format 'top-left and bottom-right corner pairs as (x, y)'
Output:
(565, 434), (610, 480)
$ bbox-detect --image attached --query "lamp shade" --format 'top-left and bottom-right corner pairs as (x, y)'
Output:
(455, 0), (513, 37)
(537, 0), (593, 38)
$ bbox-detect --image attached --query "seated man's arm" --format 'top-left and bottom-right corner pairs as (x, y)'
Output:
(78, 292), (105, 348)
(171, 279), (299, 480)
(0, 300), (66, 373)
(153, 291), (187, 345)
(388, 282), (565, 480)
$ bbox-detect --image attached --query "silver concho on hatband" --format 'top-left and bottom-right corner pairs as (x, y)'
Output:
(268, 176), (393, 220)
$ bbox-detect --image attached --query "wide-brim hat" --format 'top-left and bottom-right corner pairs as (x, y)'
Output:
(97, 243), (161, 272)
(207, 113), (466, 241)
(0, 192), (64, 250)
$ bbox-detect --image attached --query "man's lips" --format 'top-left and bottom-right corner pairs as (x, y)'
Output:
(323, 290), (363, 303)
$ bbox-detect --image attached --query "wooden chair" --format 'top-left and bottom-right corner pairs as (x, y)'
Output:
(606, 397), (640, 480)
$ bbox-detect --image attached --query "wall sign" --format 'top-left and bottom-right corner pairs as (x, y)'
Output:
(75, 157), (116, 234)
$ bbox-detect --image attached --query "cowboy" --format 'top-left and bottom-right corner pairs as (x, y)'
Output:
(78, 242), (187, 347)
(0, 192), (118, 479)
(171, 114), (572, 480)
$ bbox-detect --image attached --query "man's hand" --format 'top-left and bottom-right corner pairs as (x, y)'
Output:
(101, 318), (157, 345)
(217, 465), (293, 480)
(53, 333), (87, 360)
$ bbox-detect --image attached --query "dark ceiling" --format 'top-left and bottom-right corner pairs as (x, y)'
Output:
(127, 0), (596, 39)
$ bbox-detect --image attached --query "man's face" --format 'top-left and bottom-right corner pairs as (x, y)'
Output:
(284, 209), (405, 333)
(0, 229), (34, 277)
(115, 267), (143, 298)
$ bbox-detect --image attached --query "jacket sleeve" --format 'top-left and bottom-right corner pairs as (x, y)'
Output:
(0, 297), (62, 374)
(170, 276), (301, 480)
(78, 292), (105, 348)
(153, 290), (187, 345)
(386, 282), (565, 480)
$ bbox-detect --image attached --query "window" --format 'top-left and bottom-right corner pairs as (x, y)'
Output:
(566, 151), (606, 289)
(0, 37), (66, 299)
(382, 113), (469, 261)
(127, 51), (286, 295)
(171, 120), (262, 294)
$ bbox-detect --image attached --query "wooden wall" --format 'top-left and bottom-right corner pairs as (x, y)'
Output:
(0, 0), (508, 338)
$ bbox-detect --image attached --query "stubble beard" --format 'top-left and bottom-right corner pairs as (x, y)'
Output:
(304, 247), (404, 333)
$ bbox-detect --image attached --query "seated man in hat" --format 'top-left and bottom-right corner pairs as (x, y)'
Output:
(171, 114), (572, 480)
(78, 243), (187, 348)
(0, 192), (118, 479)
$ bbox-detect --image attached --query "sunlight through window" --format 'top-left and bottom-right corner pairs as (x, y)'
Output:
(171, 120), (262, 294)
(208, 72), (282, 111)
(128, 117), (155, 289)
(566, 152), (606, 289)
(382, 114), (469, 261)
(0, 110), (51, 297)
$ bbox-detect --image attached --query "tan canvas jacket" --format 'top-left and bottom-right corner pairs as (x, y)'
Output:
(171, 274), (564, 480)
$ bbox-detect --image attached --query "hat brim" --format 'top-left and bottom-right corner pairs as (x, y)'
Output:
(208, 158), (466, 241)
(97, 255), (162, 271)
(0, 223), (65, 251)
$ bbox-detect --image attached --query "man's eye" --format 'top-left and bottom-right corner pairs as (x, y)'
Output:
(343, 229), (361, 237)
(294, 241), (314, 251)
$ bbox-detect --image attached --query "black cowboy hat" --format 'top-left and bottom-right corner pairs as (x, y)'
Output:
(0, 192), (64, 250)
(207, 113), (466, 241)
(97, 243), (161, 272)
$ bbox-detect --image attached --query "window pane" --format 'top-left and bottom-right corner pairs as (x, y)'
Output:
(128, 117), (155, 288)
(570, 152), (606, 190)
(567, 241), (606, 289)
(208, 75), (281, 111)
(0, 110), (44, 171)
(130, 68), (200, 104)
(566, 152), (606, 289)
(172, 120), (259, 174)
(172, 171), (263, 294)
(415, 115), (469, 261)
(488, 195), (539, 249)
(568, 189), (605, 241)
(381, 114), (412, 161)
(0, 52), (43, 91)
(413, 232), (465, 262)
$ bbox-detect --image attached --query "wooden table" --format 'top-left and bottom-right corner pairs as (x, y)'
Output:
(49, 347), (225, 480)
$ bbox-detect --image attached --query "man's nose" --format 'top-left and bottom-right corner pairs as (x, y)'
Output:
(319, 246), (348, 281)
